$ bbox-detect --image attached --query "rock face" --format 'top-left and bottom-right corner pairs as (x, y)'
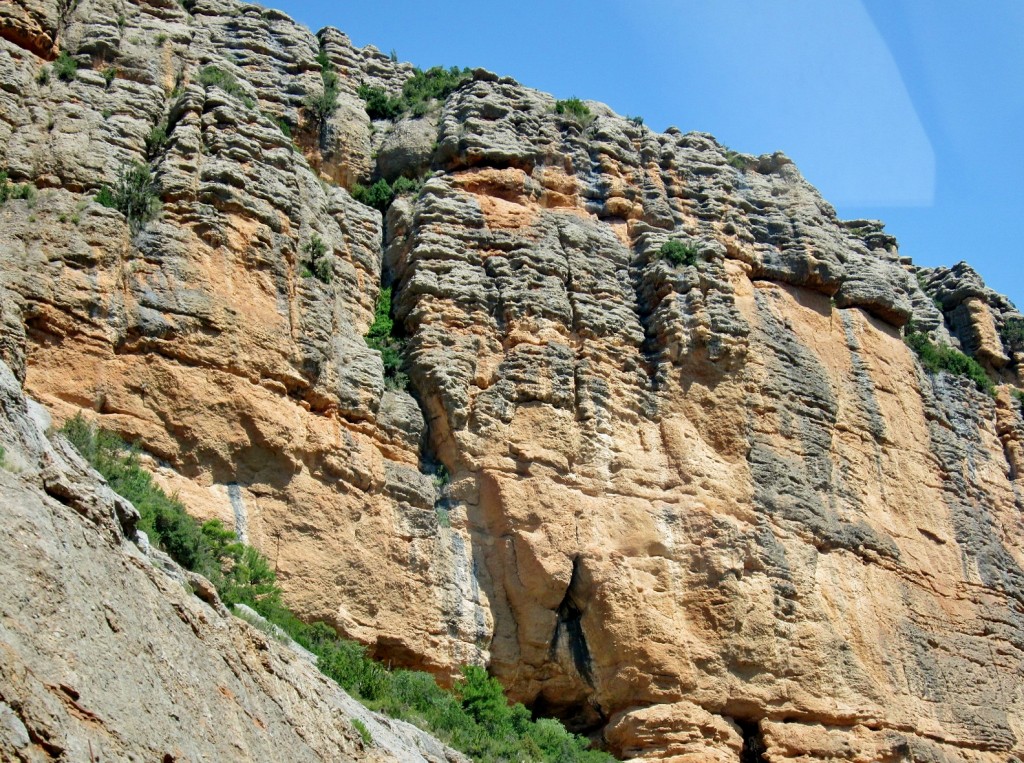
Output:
(1, 1), (1023, 761)
(0, 359), (467, 762)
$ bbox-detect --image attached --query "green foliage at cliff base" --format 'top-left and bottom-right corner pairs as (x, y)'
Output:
(60, 416), (611, 762)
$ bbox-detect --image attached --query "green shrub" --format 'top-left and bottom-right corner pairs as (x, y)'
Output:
(554, 97), (592, 125)
(351, 178), (394, 212)
(390, 175), (421, 197)
(301, 234), (333, 284)
(0, 171), (36, 205)
(365, 285), (407, 389)
(53, 52), (78, 82)
(36, 66), (51, 85)
(269, 114), (292, 138)
(197, 65), (247, 101)
(725, 149), (748, 171)
(350, 717), (373, 746)
(658, 239), (700, 267)
(627, 114), (644, 126)
(95, 161), (160, 232)
(402, 66), (471, 111)
(431, 464), (449, 490)
(145, 120), (168, 158)
(61, 415), (215, 574)
(905, 332), (994, 394)
(356, 66), (471, 120)
(356, 84), (404, 120)
(305, 46), (339, 127)
(1001, 317), (1024, 348)
(103, 66), (117, 86)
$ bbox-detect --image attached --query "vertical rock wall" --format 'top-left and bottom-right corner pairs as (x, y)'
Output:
(1, 1), (1023, 759)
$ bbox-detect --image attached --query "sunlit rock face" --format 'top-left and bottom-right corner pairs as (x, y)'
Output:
(2, 1), (1023, 759)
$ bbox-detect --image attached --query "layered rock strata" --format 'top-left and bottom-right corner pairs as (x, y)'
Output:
(1, 0), (1023, 760)
(0, 359), (466, 762)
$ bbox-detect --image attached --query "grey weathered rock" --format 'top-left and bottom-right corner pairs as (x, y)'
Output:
(0, 358), (467, 763)
(2, 0), (1024, 760)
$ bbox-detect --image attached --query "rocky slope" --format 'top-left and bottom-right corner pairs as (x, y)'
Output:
(0, 358), (466, 762)
(1, 0), (1023, 760)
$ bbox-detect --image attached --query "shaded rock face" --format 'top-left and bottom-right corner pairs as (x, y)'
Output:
(1, 1), (1023, 761)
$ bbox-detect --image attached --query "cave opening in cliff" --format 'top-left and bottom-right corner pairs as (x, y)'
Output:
(552, 555), (594, 685)
(528, 693), (607, 738)
(736, 718), (768, 763)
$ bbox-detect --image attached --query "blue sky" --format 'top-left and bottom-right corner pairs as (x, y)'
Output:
(271, 1), (1023, 311)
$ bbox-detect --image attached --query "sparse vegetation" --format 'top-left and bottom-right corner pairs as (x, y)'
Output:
(626, 114), (643, 126)
(145, 120), (168, 158)
(53, 51), (78, 82)
(658, 239), (700, 267)
(304, 47), (340, 127)
(554, 97), (593, 126)
(60, 416), (610, 763)
(431, 464), (449, 491)
(36, 66), (50, 85)
(268, 113), (292, 138)
(197, 65), (251, 107)
(94, 161), (160, 233)
(62, 415), (216, 574)
(351, 717), (373, 746)
(301, 234), (333, 284)
(725, 149), (748, 171)
(365, 286), (407, 389)
(1001, 317), (1024, 348)
(103, 66), (117, 86)
(357, 66), (471, 121)
(0, 171), (36, 205)
(905, 331), (994, 395)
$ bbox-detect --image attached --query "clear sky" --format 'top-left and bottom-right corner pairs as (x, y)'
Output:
(269, 1), (1023, 311)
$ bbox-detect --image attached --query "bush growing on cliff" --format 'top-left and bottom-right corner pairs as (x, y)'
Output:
(725, 149), (749, 171)
(658, 239), (700, 267)
(301, 234), (333, 284)
(61, 415), (283, 609)
(0, 171), (36, 205)
(145, 120), (169, 158)
(365, 285), (408, 389)
(95, 161), (160, 233)
(59, 415), (612, 762)
(305, 47), (340, 127)
(198, 65), (243, 97)
(1001, 317), (1024, 348)
(53, 52), (78, 82)
(904, 331), (994, 394)
(61, 415), (215, 573)
(357, 84), (404, 120)
(351, 176), (422, 213)
(351, 178), (394, 212)
(554, 97), (593, 126)
(357, 66), (471, 120)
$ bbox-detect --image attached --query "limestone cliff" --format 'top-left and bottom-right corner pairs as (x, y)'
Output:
(1, 0), (1023, 761)
(0, 358), (467, 762)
